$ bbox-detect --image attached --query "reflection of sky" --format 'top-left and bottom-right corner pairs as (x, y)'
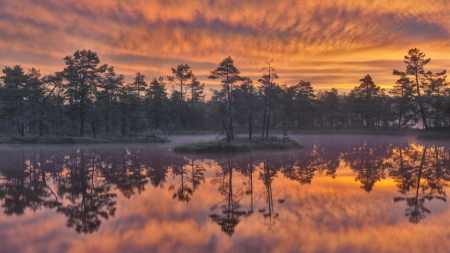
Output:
(0, 135), (449, 252)
(1, 1), (450, 96)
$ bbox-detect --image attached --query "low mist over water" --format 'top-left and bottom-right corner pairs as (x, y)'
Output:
(0, 135), (449, 253)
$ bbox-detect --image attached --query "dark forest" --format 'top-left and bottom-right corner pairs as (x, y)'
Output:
(1, 48), (449, 139)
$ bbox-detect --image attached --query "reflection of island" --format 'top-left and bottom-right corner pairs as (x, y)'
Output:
(208, 149), (340, 234)
(235, 155), (256, 216)
(258, 159), (283, 230)
(209, 158), (247, 236)
(390, 144), (450, 223)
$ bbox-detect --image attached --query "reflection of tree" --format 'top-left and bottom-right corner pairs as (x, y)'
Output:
(101, 148), (148, 198)
(0, 147), (178, 234)
(424, 146), (450, 199)
(392, 145), (450, 223)
(145, 153), (170, 188)
(241, 155), (255, 215)
(56, 149), (117, 233)
(314, 142), (340, 179)
(258, 159), (283, 230)
(393, 145), (429, 223)
(389, 143), (416, 194)
(126, 149), (148, 196)
(0, 139), (447, 234)
(0, 147), (180, 233)
(282, 152), (316, 185)
(210, 158), (246, 236)
(342, 141), (390, 193)
(168, 157), (205, 203)
(282, 142), (340, 185)
(0, 150), (60, 216)
(169, 157), (192, 202)
(188, 159), (205, 192)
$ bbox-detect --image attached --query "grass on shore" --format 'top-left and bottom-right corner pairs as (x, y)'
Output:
(0, 135), (170, 144)
(287, 128), (417, 135)
(416, 131), (450, 139)
(174, 136), (302, 153)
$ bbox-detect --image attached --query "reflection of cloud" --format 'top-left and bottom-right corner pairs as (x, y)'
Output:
(1, 0), (450, 94)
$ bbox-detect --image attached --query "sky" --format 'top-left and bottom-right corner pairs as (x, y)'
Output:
(1, 0), (450, 96)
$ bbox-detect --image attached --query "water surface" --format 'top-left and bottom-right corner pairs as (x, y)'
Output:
(0, 135), (449, 253)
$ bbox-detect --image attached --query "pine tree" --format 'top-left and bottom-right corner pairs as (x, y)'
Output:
(295, 80), (315, 128)
(146, 77), (169, 129)
(258, 60), (278, 137)
(97, 66), (124, 135)
(0, 65), (29, 136)
(208, 57), (241, 142)
(389, 73), (415, 128)
(425, 70), (447, 129)
(62, 50), (107, 136)
(393, 48), (442, 130)
(186, 75), (205, 128)
(352, 74), (381, 128)
(167, 64), (192, 128)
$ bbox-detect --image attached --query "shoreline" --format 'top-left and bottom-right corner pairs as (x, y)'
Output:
(0, 129), (448, 144)
(0, 135), (170, 144)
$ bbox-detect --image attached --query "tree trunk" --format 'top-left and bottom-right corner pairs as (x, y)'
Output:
(39, 120), (44, 137)
(248, 108), (252, 140)
(265, 103), (270, 137)
(415, 71), (428, 130)
(262, 107), (266, 137)
(122, 118), (126, 136)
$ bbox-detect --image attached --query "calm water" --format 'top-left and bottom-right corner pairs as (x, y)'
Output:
(0, 135), (449, 253)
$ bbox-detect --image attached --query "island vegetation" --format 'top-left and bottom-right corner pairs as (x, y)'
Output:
(0, 48), (449, 145)
(174, 136), (302, 153)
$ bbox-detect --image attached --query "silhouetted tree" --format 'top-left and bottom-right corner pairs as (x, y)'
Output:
(389, 73), (416, 128)
(351, 74), (382, 128)
(393, 48), (441, 130)
(208, 57), (241, 142)
(168, 64), (192, 128)
(258, 60), (278, 137)
(62, 50), (107, 136)
(146, 77), (169, 130)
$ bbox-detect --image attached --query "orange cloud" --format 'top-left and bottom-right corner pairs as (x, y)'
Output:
(1, 0), (449, 95)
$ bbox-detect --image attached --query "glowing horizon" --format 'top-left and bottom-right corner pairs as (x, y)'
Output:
(1, 0), (449, 96)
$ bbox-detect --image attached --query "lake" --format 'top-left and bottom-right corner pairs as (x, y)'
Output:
(0, 135), (449, 253)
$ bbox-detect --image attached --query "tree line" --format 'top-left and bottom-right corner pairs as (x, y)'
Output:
(1, 48), (449, 139)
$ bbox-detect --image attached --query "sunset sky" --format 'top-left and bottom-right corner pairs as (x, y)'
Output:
(1, 0), (450, 95)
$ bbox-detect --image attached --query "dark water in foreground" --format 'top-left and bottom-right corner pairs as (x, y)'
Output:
(0, 135), (449, 253)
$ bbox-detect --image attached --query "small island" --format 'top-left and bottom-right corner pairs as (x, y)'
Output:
(174, 136), (302, 153)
